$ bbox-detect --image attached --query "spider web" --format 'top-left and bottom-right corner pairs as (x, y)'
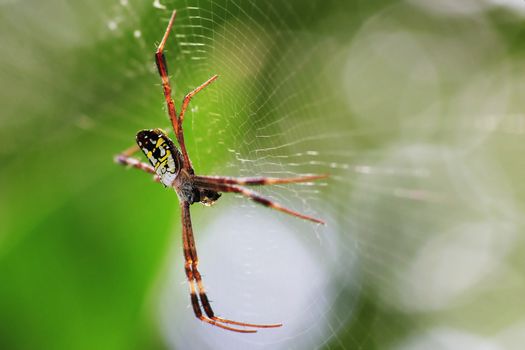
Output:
(99, 1), (525, 349)
(2, 0), (524, 349)
(100, 2), (360, 348)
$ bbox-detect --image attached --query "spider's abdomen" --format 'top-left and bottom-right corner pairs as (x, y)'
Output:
(136, 129), (182, 187)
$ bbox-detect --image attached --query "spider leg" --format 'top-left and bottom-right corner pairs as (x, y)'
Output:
(114, 145), (160, 182)
(197, 183), (326, 224)
(179, 75), (219, 124)
(194, 174), (329, 186)
(180, 202), (283, 332)
(155, 10), (193, 172)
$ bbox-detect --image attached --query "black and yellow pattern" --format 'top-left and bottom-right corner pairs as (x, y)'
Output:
(136, 129), (182, 187)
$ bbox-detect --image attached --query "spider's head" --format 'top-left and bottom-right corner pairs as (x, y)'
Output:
(136, 128), (183, 187)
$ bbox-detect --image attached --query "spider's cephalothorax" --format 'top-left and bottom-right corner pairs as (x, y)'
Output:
(172, 166), (222, 205)
(136, 128), (182, 187)
(115, 9), (328, 333)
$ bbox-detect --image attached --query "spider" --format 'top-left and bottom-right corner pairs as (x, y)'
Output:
(115, 10), (328, 333)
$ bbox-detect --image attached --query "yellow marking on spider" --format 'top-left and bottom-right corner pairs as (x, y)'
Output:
(160, 150), (171, 161)
(156, 138), (166, 148)
(155, 159), (164, 170)
(155, 154), (171, 171)
(155, 150), (171, 167)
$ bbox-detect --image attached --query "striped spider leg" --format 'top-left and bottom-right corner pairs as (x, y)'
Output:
(193, 175), (328, 224)
(154, 9), (217, 174)
(115, 10), (328, 333)
(114, 144), (159, 182)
